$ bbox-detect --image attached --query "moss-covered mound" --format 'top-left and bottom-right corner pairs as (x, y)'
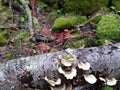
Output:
(63, 0), (109, 15)
(95, 14), (120, 40)
(52, 16), (78, 32)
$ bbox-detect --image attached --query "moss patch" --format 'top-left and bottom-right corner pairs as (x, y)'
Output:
(78, 16), (88, 23)
(3, 51), (13, 60)
(0, 32), (8, 45)
(66, 39), (85, 49)
(52, 16), (78, 32)
(73, 32), (83, 38)
(14, 31), (29, 42)
(95, 14), (120, 40)
(89, 13), (103, 24)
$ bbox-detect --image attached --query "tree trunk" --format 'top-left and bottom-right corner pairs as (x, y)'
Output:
(0, 43), (120, 90)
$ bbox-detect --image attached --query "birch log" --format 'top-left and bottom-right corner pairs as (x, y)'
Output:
(0, 43), (120, 90)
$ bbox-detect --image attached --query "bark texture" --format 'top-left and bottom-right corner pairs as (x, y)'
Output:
(0, 43), (120, 90)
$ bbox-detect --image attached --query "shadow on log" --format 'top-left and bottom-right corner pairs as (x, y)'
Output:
(0, 43), (120, 90)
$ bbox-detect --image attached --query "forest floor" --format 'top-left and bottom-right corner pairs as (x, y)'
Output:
(0, 3), (120, 90)
(0, 7), (120, 62)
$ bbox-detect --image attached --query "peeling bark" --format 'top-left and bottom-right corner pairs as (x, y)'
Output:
(0, 43), (120, 90)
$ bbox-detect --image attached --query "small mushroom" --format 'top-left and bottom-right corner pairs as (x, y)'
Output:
(83, 74), (97, 84)
(58, 67), (77, 79)
(106, 78), (117, 86)
(99, 77), (106, 82)
(58, 54), (74, 67)
(45, 76), (61, 87)
(99, 77), (117, 86)
(78, 62), (90, 70)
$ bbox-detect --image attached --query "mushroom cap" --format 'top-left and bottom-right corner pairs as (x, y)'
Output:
(58, 54), (74, 67)
(106, 78), (117, 86)
(99, 77), (117, 86)
(83, 74), (97, 84)
(61, 58), (74, 67)
(58, 67), (77, 79)
(45, 76), (61, 87)
(78, 62), (90, 70)
(99, 77), (106, 82)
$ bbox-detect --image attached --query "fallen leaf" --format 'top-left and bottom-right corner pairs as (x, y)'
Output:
(37, 42), (51, 54)
(40, 26), (53, 37)
(54, 29), (74, 43)
(35, 27), (55, 42)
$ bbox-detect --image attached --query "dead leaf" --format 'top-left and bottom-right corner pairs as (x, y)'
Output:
(35, 27), (55, 42)
(40, 26), (53, 37)
(54, 29), (74, 43)
(37, 42), (51, 54)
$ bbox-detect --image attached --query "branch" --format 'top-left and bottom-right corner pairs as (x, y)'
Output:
(19, 0), (35, 41)
(0, 43), (120, 90)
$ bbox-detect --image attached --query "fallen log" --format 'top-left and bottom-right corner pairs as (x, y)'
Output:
(0, 43), (120, 90)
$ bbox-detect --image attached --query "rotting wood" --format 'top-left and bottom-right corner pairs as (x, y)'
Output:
(0, 43), (120, 90)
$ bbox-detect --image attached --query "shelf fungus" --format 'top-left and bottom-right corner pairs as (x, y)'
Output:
(45, 76), (61, 87)
(99, 77), (117, 86)
(58, 53), (76, 79)
(83, 74), (97, 84)
(58, 53), (74, 67)
(58, 67), (77, 79)
(78, 62), (90, 70)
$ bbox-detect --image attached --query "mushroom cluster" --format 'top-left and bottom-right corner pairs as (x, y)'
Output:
(78, 61), (97, 84)
(44, 53), (118, 90)
(58, 53), (77, 79)
(99, 77), (117, 86)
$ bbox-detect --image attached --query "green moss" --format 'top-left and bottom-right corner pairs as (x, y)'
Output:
(15, 31), (29, 42)
(95, 14), (120, 40)
(52, 16), (78, 32)
(66, 39), (85, 48)
(78, 16), (88, 23)
(90, 13), (103, 24)
(63, 0), (109, 15)
(94, 39), (106, 46)
(32, 17), (41, 32)
(84, 38), (106, 47)
(3, 51), (13, 60)
(0, 32), (8, 45)
(84, 38), (95, 47)
(73, 32), (83, 38)
(112, 0), (120, 11)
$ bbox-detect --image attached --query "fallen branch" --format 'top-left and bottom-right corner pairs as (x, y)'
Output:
(0, 43), (120, 90)
(19, 0), (35, 41)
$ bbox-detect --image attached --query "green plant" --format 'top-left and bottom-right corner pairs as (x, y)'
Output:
(103, 86), (113, 90)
